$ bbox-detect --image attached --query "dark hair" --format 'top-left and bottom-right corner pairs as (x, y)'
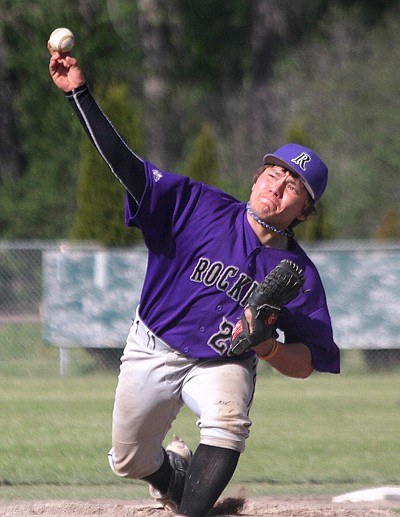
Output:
(252, 166), (316, 228)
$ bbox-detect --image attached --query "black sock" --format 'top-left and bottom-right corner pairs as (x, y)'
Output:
(178, 444), (240, 517)
(142, 449), (172, 494)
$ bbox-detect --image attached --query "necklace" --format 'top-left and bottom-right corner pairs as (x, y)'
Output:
(246, 202), (292, 238)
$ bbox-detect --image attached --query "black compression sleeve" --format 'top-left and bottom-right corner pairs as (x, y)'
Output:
(65, 84), (146, 204)
(178, 444), (240, 517)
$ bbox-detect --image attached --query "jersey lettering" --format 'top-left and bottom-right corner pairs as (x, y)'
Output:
(190, 257), (255, 306)
(203, 262), (224, 286)
(226, 273), (253, 303)
(216, 265), (239, 291)
(190, 258), (210, 282)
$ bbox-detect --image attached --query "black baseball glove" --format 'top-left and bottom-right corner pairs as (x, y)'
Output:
(229, 259), (305, 356)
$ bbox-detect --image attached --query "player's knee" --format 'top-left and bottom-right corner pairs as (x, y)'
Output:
(108, 448), (141, 479)
(198, 402), (251, 453)
(107, 446), (141, 478)
(108, 446), (161, 479)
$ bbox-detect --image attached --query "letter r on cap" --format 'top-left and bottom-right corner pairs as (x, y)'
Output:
(291, 153), (311, 171)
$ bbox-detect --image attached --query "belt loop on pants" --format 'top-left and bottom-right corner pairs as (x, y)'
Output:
(133, 307), (174, 353)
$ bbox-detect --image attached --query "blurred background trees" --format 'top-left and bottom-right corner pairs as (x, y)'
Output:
(1, 0), (400, 244)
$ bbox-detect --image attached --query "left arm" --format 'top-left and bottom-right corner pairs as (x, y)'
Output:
(253, 337), (314, 379)
(230, 259), (339, 376)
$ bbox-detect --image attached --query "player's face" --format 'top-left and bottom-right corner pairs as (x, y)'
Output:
(249, 166), (308, 229)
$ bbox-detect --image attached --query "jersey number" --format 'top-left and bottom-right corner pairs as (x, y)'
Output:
(207, 317), (234, 355)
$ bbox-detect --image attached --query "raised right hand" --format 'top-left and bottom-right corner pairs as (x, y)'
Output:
(48, 43), (85, 92)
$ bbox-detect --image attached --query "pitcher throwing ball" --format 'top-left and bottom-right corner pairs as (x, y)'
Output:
(48, 41), (339, 517)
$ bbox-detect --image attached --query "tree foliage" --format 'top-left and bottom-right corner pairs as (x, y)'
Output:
(182, 123), (219, 187)
(1, 0), (400, 241)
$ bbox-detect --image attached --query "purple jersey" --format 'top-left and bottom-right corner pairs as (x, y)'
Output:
(125, 160), (339, 373)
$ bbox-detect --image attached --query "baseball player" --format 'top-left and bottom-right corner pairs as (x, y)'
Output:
(48, 47), (340, 517)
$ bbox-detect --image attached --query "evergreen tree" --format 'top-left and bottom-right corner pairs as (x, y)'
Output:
(71, 83), (145, 246)
(2, 1), (400, 240)
(183, 123), (219, 187)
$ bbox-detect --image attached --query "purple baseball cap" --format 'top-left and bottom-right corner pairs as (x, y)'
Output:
(263, 143), (328, 203)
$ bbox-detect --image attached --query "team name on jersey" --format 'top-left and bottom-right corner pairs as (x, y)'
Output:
(190, 257), (258, 307)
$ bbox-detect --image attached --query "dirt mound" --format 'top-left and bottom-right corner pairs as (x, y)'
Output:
(0, 496), (398, 517)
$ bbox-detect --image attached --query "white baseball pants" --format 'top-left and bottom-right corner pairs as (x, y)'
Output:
(108, 310), (257, 479)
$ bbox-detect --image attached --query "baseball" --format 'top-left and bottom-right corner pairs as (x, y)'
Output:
(49, 27), (74, 54)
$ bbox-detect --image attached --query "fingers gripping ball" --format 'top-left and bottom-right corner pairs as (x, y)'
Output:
(49, 28), (75, 54)
(230, 260), (305, 356)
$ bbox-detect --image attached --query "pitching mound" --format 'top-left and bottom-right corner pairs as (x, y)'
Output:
(0, 496), (399, 517)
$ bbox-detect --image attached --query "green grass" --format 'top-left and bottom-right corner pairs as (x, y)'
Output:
(0, 324), (400, 501)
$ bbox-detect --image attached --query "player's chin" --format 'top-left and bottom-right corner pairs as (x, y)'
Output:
(254, 205), (277, 222)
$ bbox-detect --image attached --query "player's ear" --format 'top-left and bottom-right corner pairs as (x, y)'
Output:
(292, 201), (310, 225)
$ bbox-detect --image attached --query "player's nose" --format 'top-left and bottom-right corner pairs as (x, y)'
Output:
(270, 179), (286, 197)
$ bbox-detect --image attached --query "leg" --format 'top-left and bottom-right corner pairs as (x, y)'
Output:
(178, 355), (257, 516)
(144, 435), (192, 512)
(178, 444), (240, 517)
(109, 318), (184, 479)
(109, 315), (198, 511)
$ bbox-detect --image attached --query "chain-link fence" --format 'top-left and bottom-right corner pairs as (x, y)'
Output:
(0, 242), (43, 318)
(0, 241), (132, 377)
(1, 240), (400, 377)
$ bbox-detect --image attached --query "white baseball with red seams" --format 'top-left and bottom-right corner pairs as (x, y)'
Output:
(49, 28), (74, 54)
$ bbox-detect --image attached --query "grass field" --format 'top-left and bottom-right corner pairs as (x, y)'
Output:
(0, 323), (400, 502)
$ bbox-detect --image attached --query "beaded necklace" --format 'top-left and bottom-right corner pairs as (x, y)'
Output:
(246, 202), (293, 238)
